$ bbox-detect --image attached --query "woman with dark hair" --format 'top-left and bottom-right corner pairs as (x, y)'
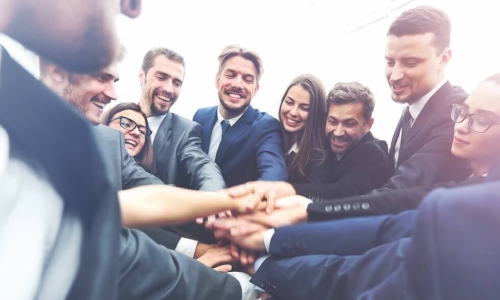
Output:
(278, 74), (331, 183)
(101, 102), (154, 172)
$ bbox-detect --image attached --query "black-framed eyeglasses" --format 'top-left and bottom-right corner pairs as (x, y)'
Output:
(451, 104), (500, 133)
(111, 116), (152, 139)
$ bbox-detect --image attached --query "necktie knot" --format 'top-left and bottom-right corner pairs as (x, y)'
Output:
(221, 120), (231, 137)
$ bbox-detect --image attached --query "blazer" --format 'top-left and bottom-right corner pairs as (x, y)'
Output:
(252, 177), (500, 299)
(286, 140), (333, 184)
(193, 105), (287, 187)
(153, 112), (225, 191)
(306, 172), (485, 221)
(385, 81), (471, 189)
(0, 50), (242, 299)
(292, 132), (393, 199)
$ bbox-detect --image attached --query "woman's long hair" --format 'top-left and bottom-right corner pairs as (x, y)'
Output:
(101, 102), (154, 173)
(278, 74), (327, 180)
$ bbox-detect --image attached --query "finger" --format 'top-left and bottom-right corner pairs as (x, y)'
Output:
(230, 243), (239, 259)
(196, 217), (206, 225)
(214, 264), (232, 273)
(266, 190), (277, 214)
(240, 249), (249, 266)
(246, 188), (265, 210)
(230, 222), (264, 236)
(239, 212), (274, 228)
(227, 182), (254, 197)
(247, 251), (256, 265)
(213, 229), (231, 240)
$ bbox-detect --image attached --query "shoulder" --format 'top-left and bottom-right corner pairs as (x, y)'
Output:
(93, 125), (122, 142)
(171, 113), (203, 134)
(194, 106), (217, 118)
(354, 134), (388, 156)
(251, 109), (281, 128)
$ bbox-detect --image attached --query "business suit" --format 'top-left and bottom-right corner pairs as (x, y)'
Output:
(252, 179), (500, 300)
(0, 51), (242, 299)
(153, 112), (225, 191)
(385, 81), (471, 189)
(292, 132), (393, 199)
(194, 105), (287, 187)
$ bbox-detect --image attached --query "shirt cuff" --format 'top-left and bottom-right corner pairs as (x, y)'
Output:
(263, 229), (275, 253)
(253, 255), (270, 293)
(174, 237), (197, 258)
(227, 271), (257, 300)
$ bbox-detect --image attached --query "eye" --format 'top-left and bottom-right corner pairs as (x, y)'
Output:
(386, 60), (395, 67)
(120, 120), (132, 128)
(173, 80), (182, 88)
(300, 106), (310, 112)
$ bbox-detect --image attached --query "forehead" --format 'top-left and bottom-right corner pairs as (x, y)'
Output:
(385, 33), (437, 58)
(328, 102), (365, 120)
(100, 61), (120, 79)
(149, 55), (185, 79)
(465, 81), (500, 115)
(286, 85), (311, 104)
(113, 109), (146, 126)
(221, 56), (258, 77)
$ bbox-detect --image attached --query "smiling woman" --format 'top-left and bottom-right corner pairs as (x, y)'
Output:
(101, 102), (154, 172)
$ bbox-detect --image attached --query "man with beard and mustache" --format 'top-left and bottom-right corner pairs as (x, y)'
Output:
(138, 47), (225, 191)
(0, 0), (251, 299)
(193, 44), (287, 188)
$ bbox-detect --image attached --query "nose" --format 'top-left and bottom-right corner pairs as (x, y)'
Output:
(129, 126), (141, 137)
(390, 63), (405, 82)
(104, 81), (118, 101)
(333, 124), (345, 136)
(454, 116), (470, 134)
(289, 105), (299, 116)
(162, 80), (174, 94)
(230, 75), (243, 88)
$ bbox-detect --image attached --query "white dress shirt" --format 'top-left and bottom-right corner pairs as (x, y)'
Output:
(208, 108), (245, 160)
(147, 114), (168, 143)
(394, 77), (448, 166)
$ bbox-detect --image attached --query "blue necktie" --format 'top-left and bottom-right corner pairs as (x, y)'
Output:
(221, 120), (231, 138)
(400, 106), (413, 148)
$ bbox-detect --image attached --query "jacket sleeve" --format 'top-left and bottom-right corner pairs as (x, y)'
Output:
(269, 210), (416, 257)
(255, 118), (288, 181)
(178, 122), (226, 191)
(118, 228), (242, 300)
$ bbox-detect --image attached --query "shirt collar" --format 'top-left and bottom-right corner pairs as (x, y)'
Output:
(147, 113), (168, 141)
(286, 142), (299, 155)
(408, 77), (447, 120)
(217, 107), (245, 126)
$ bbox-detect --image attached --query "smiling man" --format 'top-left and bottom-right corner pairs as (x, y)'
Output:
(193, 44), (287, 188)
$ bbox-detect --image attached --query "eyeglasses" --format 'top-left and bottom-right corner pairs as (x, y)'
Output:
(111, 116), (152, 139)
(451, 104), (500, 133)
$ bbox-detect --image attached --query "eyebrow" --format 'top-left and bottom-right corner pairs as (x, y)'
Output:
(476, 108), (500, 119)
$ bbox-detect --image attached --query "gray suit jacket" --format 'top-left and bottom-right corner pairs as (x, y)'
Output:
(94, 125), (164, 189)
(153, 112), (225, 191)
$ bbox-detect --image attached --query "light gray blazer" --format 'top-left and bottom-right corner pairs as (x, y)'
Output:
(152, 112), (225, 191)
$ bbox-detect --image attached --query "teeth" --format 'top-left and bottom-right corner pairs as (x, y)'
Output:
(157, 94), (171, 101)
(229, 93), (241, 99)
(287, 118), (298, 124)
(92, 100), (106, 109)
(125, 140), (137, 147)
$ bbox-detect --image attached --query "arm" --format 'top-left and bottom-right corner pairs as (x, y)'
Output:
(119, 185), (250, 227)
(255, 118), (288, 181)
(179, 122), (226, 191)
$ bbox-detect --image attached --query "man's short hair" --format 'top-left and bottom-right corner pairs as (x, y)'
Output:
(485, 73), (500, 85)
(218, 44), (263, 83)
(388, 5), (451, 53)
(326, 82), (375, 122)
(141, 47), (185, 75)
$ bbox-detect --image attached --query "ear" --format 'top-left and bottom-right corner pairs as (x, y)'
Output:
(364, 117), (374, 134)
(48, 64), (69, 83)
(120, 0), (142, 18)
(440, 47), (452, 68)
(253, 83), (260, 96)
(138, 69), (145, 86)
(215, 73), (221, 89)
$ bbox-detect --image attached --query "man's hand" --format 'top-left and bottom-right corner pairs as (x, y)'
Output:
(196, 244), (237, 269)
(225, 181), (297, 213)
(208, 218), (269, 251)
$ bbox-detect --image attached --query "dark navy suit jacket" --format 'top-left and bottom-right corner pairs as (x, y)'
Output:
(193, 105), (287, 187)
(252, 160), (500, 300)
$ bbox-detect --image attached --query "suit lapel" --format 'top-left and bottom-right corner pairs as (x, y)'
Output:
(152, 112), (173, 173)
(215, 106), (255, 164)
(202, 107), (218, 153)
(389, 113), (403, 157)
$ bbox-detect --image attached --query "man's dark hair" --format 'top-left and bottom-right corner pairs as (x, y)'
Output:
(326, 82), (375, 122)
(388, 5), (451, 53)
(141, 47), (185, 75)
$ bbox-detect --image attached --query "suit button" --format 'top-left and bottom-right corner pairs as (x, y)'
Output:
(352, 203), (360, 210)
(334, 204), (341, 212)
(325, 205), (333, 212)
(362, 202), (370, 210)
(343, 203), (351, 211)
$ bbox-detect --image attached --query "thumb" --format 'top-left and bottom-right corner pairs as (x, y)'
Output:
(214, 264), (233, 272)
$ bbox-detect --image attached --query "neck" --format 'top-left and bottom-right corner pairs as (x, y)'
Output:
(219, 105), (244, 120)
(470, 159), (491, 177)
(0, 1), (15, 33)
(139, 98), (153, 118)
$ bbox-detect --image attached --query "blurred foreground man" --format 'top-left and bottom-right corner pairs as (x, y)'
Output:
(0, 0), (248, 299)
